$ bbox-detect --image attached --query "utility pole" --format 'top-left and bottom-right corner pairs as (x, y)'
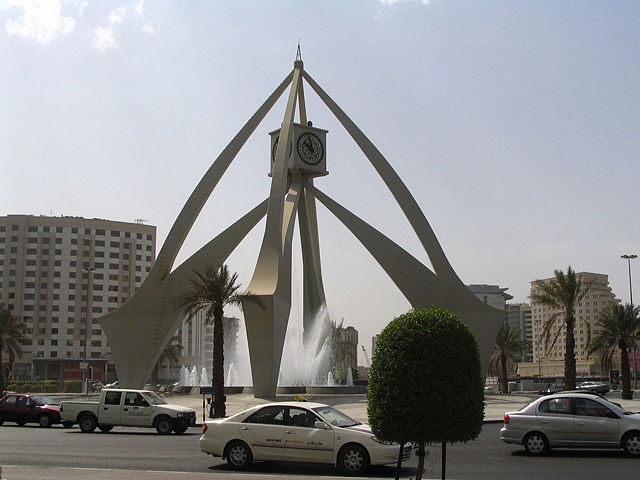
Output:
(621, 254), (637, 388)
(83, 266), (97, 395)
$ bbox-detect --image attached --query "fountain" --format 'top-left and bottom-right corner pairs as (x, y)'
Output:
(346, 366), (354, 386)
(327, 371), (334, 386)
(178, 365), (188, 386)
(226, 363), (236, 386)
(201, 366), (210, 386)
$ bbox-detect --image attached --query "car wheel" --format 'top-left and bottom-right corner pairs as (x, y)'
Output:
(173, 423), (188, 434)
(524, 432), (549, 455)
(338, 444), (370, 475)
(622, 432), (640, 457)
(79, 415), (97, 433)
(155, 416), (173, 435)
(98, 425), (113, 433)
(38, 415), (52, 428)
(62, 421), (74, 428)
(0, 415), (4, 426)
(226, 440), (253, 469)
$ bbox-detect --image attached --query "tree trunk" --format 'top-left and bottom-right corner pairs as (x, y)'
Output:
(500, 353), (508, 393)
(441, 442), (446, 480)
(395, 442), (405, 480)
(0, 355), (5, 394)
(212, 306), (226, 418)
(415, 442), (425, 480)
(564, 316), (577, 390)
(620, 343), (632, 399)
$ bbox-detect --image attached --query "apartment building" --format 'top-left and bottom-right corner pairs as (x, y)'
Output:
(0, 215), (156, 383)
(172, 311), (240, 385)
(468, 284), (513, 311)
(506, 303), (533, 362)
(520, 272), (618, 377)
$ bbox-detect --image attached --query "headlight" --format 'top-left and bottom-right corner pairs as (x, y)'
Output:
(176, 412), (184, 417)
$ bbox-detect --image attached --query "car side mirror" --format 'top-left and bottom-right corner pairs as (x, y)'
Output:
(314, 421), (330, 430)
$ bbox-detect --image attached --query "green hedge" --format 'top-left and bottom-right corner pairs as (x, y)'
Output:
(63, 380), (82, 393)
(5, 380), (63, 393)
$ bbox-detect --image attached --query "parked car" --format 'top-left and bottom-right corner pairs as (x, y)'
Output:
(537, 383), (565, 395)
(0, 393), (73, 428)
(91, 382), (105, 392)
(199, 401), (413, 475)
(500, 392), (640, 457)
(60, 388), (196, 434)
(576, 381), (610, 395)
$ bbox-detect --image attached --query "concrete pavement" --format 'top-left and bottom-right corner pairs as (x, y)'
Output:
(161, 389), (640, 425)
(5, 391), (640, 480)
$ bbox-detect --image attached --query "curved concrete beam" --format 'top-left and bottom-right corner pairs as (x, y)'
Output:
(98, 72), (293, 388)
(301, 70), (457, 283)
(155, 71), (294, 281)
(298, 183), (329, 350)
(243, 66), (303, 397)
(99, 201), (270, 388)
(307, 182), (502, 376)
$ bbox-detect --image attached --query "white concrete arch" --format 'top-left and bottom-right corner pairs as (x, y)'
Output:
(99, 59), (502, 396)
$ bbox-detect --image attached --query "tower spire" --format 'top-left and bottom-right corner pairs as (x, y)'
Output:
(294, 41), (303, 69)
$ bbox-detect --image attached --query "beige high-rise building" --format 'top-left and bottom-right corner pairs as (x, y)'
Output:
(526, 272), (618, 377)
(0, 215), (155, 383)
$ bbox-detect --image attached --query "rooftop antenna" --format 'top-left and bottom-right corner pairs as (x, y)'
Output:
(296, 41), (302, 62)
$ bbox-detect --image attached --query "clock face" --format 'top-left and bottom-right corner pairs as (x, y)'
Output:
(296, 132), (324, 165)
(272, 135), (292, 162)
(272, 135), (280, 162)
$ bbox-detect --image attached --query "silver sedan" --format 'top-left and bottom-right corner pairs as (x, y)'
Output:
(500, 392), (640, 457)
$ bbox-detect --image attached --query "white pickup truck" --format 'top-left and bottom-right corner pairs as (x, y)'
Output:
(60, 388), (196, 434)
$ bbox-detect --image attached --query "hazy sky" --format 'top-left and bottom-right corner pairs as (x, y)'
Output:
(2, 1), (639, 361)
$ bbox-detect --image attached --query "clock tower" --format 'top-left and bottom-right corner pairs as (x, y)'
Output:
(269, 123), (328, 177)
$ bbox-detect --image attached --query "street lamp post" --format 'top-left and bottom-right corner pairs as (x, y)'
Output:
(83, 266), (97, 395)
(621, 254), (637, 388)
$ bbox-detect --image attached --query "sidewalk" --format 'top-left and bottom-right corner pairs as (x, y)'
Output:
(161, 389), (640, 425)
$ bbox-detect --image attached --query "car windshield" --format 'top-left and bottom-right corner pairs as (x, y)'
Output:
(313, 406), (361, 427)
(587, 396), (634, 416)
(31, 396), (57, 406)
(142, 391), (166, 405)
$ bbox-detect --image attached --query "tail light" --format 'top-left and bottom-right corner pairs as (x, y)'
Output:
(503, 414), (510, 425)
(203, 423), (208, 434)
(60, 405), (63, 412)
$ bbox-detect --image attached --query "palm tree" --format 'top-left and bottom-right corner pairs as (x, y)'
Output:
(588, 303), (640, 400)
(530, 266), (593, 390)
(0, 304), (26, 394)
(150, 335), (183, 386)
(488, 323), (524, 393)
(175, 264), (262, 418)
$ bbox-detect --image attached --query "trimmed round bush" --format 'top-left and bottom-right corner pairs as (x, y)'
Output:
(368, 306), (484, 445)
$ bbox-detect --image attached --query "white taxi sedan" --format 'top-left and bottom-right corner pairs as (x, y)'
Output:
(199, 401), (412, 475)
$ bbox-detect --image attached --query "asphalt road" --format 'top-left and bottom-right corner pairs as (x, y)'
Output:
(1, 423), (639, 479)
